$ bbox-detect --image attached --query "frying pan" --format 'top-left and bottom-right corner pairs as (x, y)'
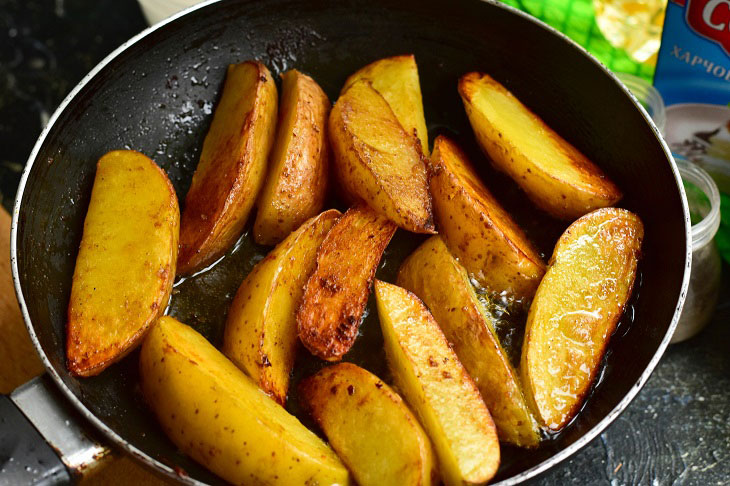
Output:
(6, 0), (690, 484)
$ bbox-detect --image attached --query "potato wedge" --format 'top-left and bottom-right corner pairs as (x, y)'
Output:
(430, 135), (545, 301)
(329, 80), (434, 233)
(178, 61), (277, 275)
(299, 363), (437, 486)
(342, 54), (429, 154)
(223, 209), (341, 404)
(375, 280), (500, 486)
(67, 150), (178, 377)
(254, 70), (331, 245)
(397, 236), (540, 447)
(458, 72), (622, 220)
(139, 316), (351, 486)
(297, 204), (396, 361)
(521, 208), (643, 431)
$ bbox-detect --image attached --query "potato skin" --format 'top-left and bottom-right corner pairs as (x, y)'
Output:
(67, 150), (179, 377)
(342, 54), (429, 155)
(297, 204), (396, 361)
(139, 316), (351, 486)
(299, 363), (437, 486)
(521, 208), (643, 431)
(459, 72), (622, 220)
(178, 61), (278, 275)
(430, 135), (545, 301)
(375, 280), (500, 486)
(329, 80), (434, 234)
(254, 70), (331, 245)
(223, 209), (341, 404)
(398, 236), (541, 448)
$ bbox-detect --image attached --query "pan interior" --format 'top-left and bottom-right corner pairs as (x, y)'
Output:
(14, 0), (686, 483)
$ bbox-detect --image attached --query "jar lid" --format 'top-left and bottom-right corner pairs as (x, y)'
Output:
(675, 157), (721, 249)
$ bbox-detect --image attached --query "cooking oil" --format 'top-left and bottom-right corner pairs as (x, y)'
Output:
(593, 0), (666, 64)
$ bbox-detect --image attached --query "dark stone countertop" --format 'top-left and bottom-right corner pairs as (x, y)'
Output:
(1, 1), (728, 485)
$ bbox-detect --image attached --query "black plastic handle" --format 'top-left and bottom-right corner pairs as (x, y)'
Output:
(0, 394), (70, 485)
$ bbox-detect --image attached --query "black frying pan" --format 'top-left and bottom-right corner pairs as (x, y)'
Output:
(8, 0), (690, 484)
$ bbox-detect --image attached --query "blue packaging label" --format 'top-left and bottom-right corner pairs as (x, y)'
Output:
(655, 0), (730, 164)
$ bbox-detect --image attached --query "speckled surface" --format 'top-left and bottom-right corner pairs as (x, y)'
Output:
(2, 1), (728, 485)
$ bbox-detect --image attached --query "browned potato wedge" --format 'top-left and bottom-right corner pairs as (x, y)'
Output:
(459, 72), (622, 220)
(521, 208), (643, 431)
(223, 209), (341, 404)
(397, 236), (541, 447)
(297, 204), (396, 361)
(140, 316), (351, 485)
(67, 150), (179, 377)
(253, 70), (331, 245)
(329, 80), (434, 233)
(299, 363), (437, 486)
(178, 61), (277, 275)
(375, 280), (500, 486)
(430, 135), (545, 301)
(342, 54), (429, 154)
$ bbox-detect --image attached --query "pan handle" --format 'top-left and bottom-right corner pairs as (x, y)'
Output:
(1, 374), (112, 484)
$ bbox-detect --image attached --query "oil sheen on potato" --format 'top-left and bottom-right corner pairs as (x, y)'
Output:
(521, 208), (643, 431)
(166, 184), (636, 472)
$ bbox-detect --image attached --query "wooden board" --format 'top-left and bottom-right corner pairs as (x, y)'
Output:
(0, 207), (170, 484)
(0, 207), (44, 393)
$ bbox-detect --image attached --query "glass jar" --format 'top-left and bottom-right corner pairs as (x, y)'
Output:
(672, 158), (722, 343)
(615, 72), (666, 136)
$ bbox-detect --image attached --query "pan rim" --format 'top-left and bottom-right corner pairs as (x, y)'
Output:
(9, 0), (691, 484)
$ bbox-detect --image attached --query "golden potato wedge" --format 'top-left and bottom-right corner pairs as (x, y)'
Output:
(521, 208), (643, 431)
(223, 209), (341, 404)
(254, 70), (331, 245)
(139, 316), (351, 486)
(397, 236), (540, 448)
(178, 61), (277, 275)
(329, 80), (434, 233)
(299, 363), (437, 486)
(375, 280), (500, 486)
(342, 54), (429, 154)
(66, 150), (179, 377)
(430, 135), (545, 301)
(458, 72), (622, 220)
(297, 204), (396, 361)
